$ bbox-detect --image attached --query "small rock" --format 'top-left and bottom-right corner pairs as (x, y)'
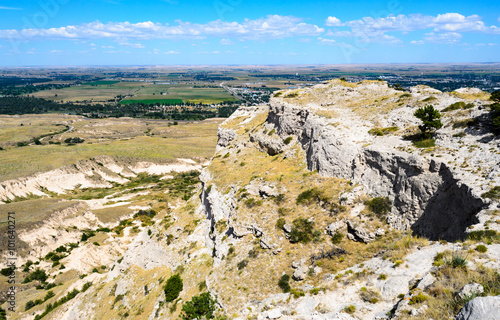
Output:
(267, 308), (282, 319)
(252, 226), (263, 237)
(457, 283), (484, 300)
(417, 273), (436, 290)
(260, 237), (274, 250)
(325, 221), (345, 236)
(302, 284), (314, 292)
(293, 265), (309, 281)
(291, 261), (300, 269)
(283, 224), (292, 233)
(313, 266), (322, 275)
(375, 228), (386, 237)
(411, 305), (428, 316)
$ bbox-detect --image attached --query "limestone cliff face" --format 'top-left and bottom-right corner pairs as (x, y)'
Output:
(259, 83), (493, 240)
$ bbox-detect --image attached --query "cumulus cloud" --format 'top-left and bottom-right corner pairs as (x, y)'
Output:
(325, 16), (342, 26)
(326, 12), (499, 44)
(0, 15), (323, 41)
(410, 40), (424, 45)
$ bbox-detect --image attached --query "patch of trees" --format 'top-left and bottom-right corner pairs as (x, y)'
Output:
(0, 83), (70, 96)
(0, 96), (240, 120)
(64, 137), (85, 145)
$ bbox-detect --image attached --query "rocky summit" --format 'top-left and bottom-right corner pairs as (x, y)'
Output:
(3, 79), (500, 320)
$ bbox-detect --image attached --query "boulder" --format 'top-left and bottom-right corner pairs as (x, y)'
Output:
(454, 296), (500, 320)
(346, 220), (375, 243)
(325, 221), (345, 236)
(293, 265), (309, 281)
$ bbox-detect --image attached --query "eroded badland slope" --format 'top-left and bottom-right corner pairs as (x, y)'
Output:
(2, 80), (500, 320)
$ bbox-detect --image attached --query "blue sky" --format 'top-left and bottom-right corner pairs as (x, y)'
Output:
(0, 0), (498, 66)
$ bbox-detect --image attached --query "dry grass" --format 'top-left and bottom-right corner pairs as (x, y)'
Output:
(400, 264), (500, 320)
(0, 118), (222, 181)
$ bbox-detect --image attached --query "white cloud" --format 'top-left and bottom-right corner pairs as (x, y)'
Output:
(0, 15), (323, 41)
(327, 13), (500, 44)
(318, 37), (353, 47)
(424, 32), (462, 44)
(0, 6), (21, 10)
(220, 38), (234, 45)
(410, 40), (424, 45)
(165, 50), (180, 54)
(325, 16), (342, 26)
(50, 50), (62, 53)
(101, 45), (114, 49)
(119, 42), (145, 48)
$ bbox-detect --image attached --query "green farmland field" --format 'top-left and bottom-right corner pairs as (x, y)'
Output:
(83, 80), (121, 85)
(119, 98), (183, 105)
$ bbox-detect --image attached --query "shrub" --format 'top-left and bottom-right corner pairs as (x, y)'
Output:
(343, 305), (356, 314)
(378, 274), (387, 280)
(244, 197), (262, 208)
(22, 268), (48, 284)
(475, 245), (487, 253)
(289, 218), (314, 244)
(278, 274), (291, 293)
(44, 291), (55, 301)
(284, 92), (299, 98)
(237, 259), (248, 270)
(365, 197), (391, 218)
(331, 232), (343, 244)
(368, 126), (398, 136)
(0, 267), (13, 277)
(442, 101), (466, 112)
(413, 138), (436, 148)
(409, 292), (428, 305)
(284, 136), (293, 145)
(164, 274), (183, 302)
(180, 292), (216, 320)
(276, 218), (286, 230)
(414, 105), (442, 137)
(466, 230), (500, 242)
(446, 251), (468, 268)
(360, 287), (381, 303)
(296, 188), (327, 205)
(80, 231), (96, 242)
(481, 186), (500, 200)
(25, 300), (36, 311)
(55, 246), (67, 253)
